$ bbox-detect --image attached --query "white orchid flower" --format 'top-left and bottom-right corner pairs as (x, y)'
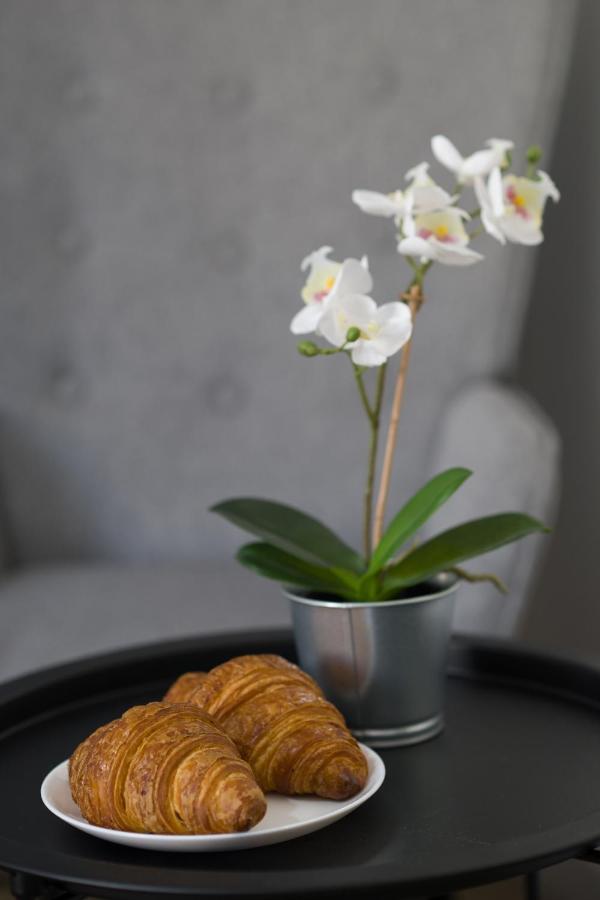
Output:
(398, 208), (484, 266)
(319, 292), (413, 367)
(352, 188), (411, 221)
(431, 135), (514, 185)
(404, 161), (456, 211)
(352, 163), (455, 226)
(474, 168), (560, 246)
(290, 248), (372, 335)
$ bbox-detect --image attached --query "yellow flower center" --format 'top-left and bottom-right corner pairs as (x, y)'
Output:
(434, 225), (449, 239)
(302, 266), (341, 305)
(505, 182), (534, 221)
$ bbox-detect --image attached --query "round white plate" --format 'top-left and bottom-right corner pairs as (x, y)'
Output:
(41, 744), (385, 852)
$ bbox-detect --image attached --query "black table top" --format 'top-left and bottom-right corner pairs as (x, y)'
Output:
(1, 630), (600, 899)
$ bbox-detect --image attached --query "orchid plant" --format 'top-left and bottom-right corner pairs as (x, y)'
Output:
(213, 135), (558, 602)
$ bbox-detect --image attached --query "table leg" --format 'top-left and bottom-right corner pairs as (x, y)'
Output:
(525, 872), (540, 900)
(9, 874), (41, 900)
(9, 873), (82, 900)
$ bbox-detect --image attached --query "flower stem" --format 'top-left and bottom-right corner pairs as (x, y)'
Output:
(372, 275), (425, 549)
(353, 364), (375, 424)
(353, 362), (386, 562)
(365, 365), (386, 561)
(468, 225), (485, 240)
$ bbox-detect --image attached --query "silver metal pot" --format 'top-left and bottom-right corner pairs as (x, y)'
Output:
(287, 573), (458, 748)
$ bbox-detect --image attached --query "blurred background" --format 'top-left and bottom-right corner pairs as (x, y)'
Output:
(0, 0), (597, 895)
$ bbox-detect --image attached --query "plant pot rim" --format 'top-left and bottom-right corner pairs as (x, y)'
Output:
(284, 571), (459, 609)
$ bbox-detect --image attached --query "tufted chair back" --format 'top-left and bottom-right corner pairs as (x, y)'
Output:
(0, 1), (577, 567)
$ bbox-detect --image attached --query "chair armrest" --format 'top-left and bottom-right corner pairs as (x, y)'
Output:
(426, 379), (561, 637)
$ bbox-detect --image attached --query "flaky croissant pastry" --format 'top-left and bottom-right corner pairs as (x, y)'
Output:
(69, 701), (266, 834)
(165, 655), (368, 800)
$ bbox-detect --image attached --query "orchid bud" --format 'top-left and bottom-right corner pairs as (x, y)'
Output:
(297, 340), (319, 357)
(526, 145), (543, 166)
(345, 326), (361, 343)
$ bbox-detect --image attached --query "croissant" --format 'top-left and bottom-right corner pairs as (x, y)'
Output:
(69, 701), (266, 834)
(165, 655), (368, 800)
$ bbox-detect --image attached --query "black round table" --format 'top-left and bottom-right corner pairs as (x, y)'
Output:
(2, 630), (600, 899)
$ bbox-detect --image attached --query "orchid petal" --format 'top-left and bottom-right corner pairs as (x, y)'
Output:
(331, 258), (373, 298)
(373, 330), (411, 358)
(480, 207), (506, 244)
(497, 217), (543, 246)
(318, 307), (344, 347)
(402, 212), (417, 238)
(319, 292), (377, 347)
(473, 175), (488, 211)
(429, 240), (484, 266)
(487, 138), (514, 150)
(397, 235), (434, 259)
(352, 190), (403, 218)
(336, 292), (378, 323)
(462, 139), (514, 179)
(488, 167), (506, 217)
(431, 135), (464, 173)
(405, 162), (430, 184)
(486, 138), (514, 164)
(462, 148), (499, 179)
(376, 301), (413, 326)
(301, 246), (333, 272)
(411, 184), (455, 213)
(447, 206), (471, 221)
(473, 170), (504, 243)
(350, 342), (387, 367)
(537, 170), (560, 203)
(373, 303), (413, 355)
(290, 303), (324, 335)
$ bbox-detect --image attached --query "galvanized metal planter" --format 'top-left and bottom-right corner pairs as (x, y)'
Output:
(287, 573), (458, 748)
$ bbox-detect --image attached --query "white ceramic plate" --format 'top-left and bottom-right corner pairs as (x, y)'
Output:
(41, 744), (385, 852)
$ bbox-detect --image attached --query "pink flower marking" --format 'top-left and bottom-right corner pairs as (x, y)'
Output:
(506, 185), (530, 220)
(417, 227), (456, 244)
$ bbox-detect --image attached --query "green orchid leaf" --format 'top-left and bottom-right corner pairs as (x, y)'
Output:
(368, 467), (472, 574)
(382, 513), (548, 597)
(212, 497), (365, 573)
(236, 542), (360, 600)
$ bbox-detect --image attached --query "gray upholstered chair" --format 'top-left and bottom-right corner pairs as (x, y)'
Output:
(0, 0), (577, 683)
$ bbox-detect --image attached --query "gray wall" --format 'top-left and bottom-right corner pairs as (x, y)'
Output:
(519, 0), (600, 664)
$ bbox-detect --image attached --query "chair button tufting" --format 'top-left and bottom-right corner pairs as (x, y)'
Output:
(208, 74), (254, 115)
(55, 227), (90, 261)
(204, 372), (248, 417)
(47, 361), (83, 408)
(62, 73), (98, 112)
(362, 60), (401, 104)
(201, 227), (249, 275)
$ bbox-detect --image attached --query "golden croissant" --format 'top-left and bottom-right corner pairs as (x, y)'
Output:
(165, 654), (368, 800)
(69, 701), (266, 834)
